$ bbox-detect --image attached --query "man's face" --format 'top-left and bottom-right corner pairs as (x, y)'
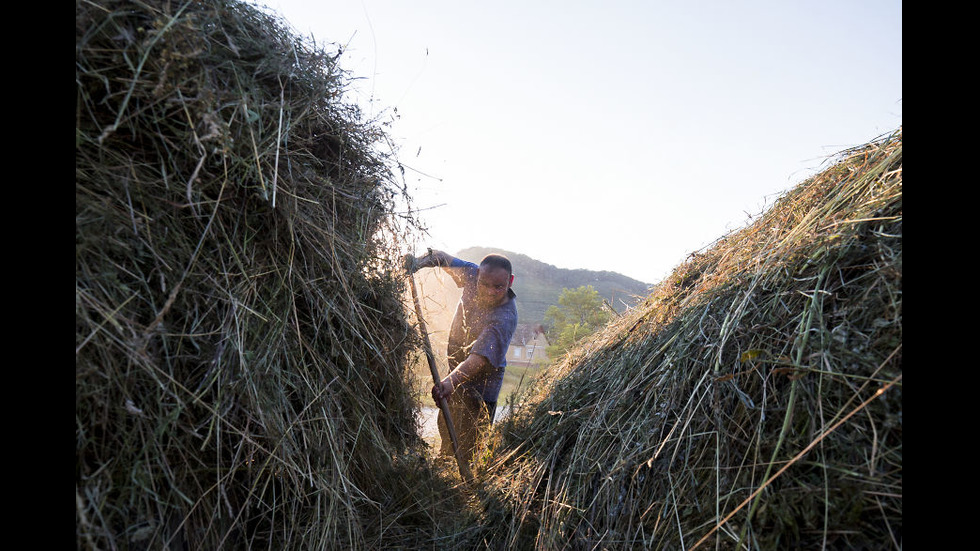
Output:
(476, 265), (513, 308)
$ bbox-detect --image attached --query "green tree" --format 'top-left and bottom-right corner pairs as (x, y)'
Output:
(544, 285), (612, 358)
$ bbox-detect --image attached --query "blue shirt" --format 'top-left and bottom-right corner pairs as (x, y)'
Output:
(445, 259), (518, 404)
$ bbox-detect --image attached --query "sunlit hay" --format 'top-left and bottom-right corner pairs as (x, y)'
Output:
(474, 129), (902, 550)
(75, 0), (471, 548)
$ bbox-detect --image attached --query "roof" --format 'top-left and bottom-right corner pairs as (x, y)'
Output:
(511, 323), (546, 346)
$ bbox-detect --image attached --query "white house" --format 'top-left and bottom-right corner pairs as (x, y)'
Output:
(507, 324), (549, 367)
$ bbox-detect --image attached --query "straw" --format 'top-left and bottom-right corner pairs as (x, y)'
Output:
(76, 1), (470, 548)
(473, 129), (902, 550)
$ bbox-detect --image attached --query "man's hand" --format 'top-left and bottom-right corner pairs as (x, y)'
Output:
(431, 354), (487, 406)
(431, 378), (453, 404)
(402, 253), (417, 274)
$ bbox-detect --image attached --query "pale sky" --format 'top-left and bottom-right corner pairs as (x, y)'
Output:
(260, 0), (902, 285)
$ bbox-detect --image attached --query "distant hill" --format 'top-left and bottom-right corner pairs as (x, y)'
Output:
(456, 246), (654, 325)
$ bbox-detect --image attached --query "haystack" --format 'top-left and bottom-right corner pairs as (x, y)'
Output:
(472, 129), (902, 550)
(76, 1), (462, 548)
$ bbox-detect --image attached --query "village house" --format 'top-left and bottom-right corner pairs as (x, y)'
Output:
(507, 324), (549, 367)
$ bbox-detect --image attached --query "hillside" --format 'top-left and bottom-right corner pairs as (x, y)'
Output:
(456, 246), (653, 324)
(406, 247), (650, 388)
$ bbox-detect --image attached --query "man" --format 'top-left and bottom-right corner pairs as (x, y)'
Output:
(405, 249), (518, 465)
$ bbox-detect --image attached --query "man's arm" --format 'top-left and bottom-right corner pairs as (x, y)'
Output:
(404, 249), (453, 271)
(405, 249), (470, 286)
(431, 353), (490, 403)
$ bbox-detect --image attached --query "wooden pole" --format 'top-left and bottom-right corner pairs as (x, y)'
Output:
(408, 272), (473, 484)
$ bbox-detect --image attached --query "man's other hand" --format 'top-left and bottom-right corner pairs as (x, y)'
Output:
(402, 253), (417, 274)
(431, 379), (453, 404)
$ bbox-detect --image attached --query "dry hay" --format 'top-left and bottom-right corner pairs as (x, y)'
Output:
(473, 129), (902, 550)
(76, 1), (465, 548)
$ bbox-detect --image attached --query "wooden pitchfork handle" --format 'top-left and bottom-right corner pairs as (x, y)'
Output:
(408, 271), (473, 484)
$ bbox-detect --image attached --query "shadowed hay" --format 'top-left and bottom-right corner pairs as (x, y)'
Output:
(472, 129), (902, 550)
(76, 1), (465, 548)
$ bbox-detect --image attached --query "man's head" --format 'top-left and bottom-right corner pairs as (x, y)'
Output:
(476, 254), (514, 308)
